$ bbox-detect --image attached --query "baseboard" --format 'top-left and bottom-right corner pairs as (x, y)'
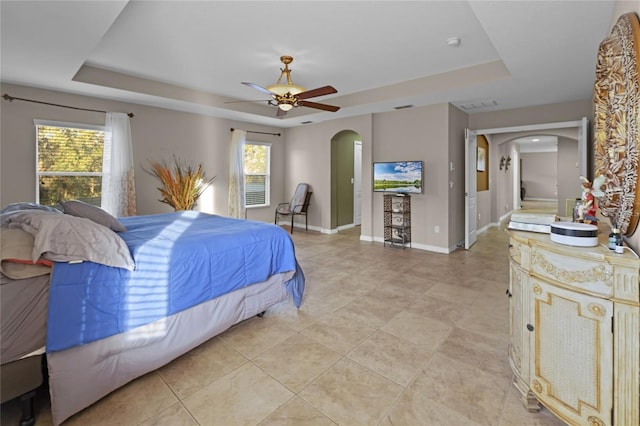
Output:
(337, 223), (356, 231)
(275, 221), (329, 233)
(368, 236), (451, 253)
(477, 222), (494, 234)
(283, 223), (499, 253)
(524, 198), (557, 202)
(500, 211), (513, 224)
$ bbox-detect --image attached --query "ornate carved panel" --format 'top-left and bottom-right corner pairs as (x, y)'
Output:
(594, 12), (640, 235)
(530, 247), (613, 298)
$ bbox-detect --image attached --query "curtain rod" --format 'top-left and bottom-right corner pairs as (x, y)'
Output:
(2, 94), (135, 118)
(230, 127), (280, 137)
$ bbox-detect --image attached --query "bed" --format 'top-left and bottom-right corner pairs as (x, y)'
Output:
(1, 205), (305, 425)
(0, 273), (49, 426)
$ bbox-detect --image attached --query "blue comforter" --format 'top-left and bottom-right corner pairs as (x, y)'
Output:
(46, 212), (304, 352)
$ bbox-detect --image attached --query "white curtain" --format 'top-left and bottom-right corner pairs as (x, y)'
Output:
(228, 129), (246, 218)
(102, 112), (136, 217)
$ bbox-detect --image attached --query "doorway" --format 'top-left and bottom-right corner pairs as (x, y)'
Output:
(515, 134), (579, 217)
(331, 130), (362, 232)
(465, 118), (588, 248)
(330, 130), (363, 232)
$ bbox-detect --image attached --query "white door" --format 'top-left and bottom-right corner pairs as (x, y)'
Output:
(353, 141), (362, 225)
(465, 129), (478, 249)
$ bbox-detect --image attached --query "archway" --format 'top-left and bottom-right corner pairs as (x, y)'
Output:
(330, 130), (362, 232)
(465, 118), (587, 247)
(491, 128), (581, 220)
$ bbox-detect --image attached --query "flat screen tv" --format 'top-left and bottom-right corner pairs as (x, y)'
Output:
(373, 161), (423, 194)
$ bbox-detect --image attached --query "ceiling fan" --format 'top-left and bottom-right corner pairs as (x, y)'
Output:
(241, 55), (340, 117)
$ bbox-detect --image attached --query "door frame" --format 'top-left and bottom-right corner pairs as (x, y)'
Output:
(465, 129), (478, 249)
(465, 118), (587, 248)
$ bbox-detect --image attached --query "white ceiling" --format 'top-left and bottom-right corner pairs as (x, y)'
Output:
(515, 135), (558, 153)
(0, 1), (617, 128)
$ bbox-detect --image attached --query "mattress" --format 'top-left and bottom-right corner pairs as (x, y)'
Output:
(0, 273), (48, 411)
(47, 212), (302, 351)
(47, 270), (292, 425)
(0, 273), (49, 363)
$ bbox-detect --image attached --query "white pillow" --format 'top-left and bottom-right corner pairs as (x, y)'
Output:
(5, 211), (134, 270)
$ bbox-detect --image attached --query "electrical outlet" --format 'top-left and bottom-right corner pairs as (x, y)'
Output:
(434, 225), (440, 234)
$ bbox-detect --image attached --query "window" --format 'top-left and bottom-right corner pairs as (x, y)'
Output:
(244, 142), (271, 207)
(35, 120), (108, 207)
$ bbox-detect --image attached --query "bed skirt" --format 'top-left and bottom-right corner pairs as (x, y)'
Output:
(47, 270), (293, 425)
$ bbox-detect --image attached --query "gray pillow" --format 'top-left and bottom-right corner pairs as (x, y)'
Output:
(59, 200), (127, 232)
(5, 211), (135, 271)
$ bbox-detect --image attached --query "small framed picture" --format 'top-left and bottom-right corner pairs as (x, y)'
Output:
(477, 147), (486, 171)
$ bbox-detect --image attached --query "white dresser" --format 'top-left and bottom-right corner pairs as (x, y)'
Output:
(507, 230), (639, 426)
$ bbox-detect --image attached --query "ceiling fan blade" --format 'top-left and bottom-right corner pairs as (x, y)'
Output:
(298, 100), (340, 112)
(242, 82), (276, 96)
(296, 85), (337, 100)
(276, 108), (287, 117)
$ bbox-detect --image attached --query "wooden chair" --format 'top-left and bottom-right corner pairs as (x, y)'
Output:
(275, 183), (312, 233)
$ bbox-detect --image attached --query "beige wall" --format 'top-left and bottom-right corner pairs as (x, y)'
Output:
(521, 152), (558, 200)
(0, 83), (286, 223)
(284, 102), (462, 251)
(284, 115), (373, 236)
(496, 141), (516, 219)
(371, 103), (451, 251)
(611, 1), (640, 25)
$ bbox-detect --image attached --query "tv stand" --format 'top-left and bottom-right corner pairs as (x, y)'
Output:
(383, 194), (411, 249)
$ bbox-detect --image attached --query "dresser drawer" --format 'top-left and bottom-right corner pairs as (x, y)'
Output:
(530, 246), (613, 297)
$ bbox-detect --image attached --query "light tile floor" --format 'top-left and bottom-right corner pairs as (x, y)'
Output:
(2, 226), (567, 425)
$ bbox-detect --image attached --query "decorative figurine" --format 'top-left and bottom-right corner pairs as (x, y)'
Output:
(576, 175), (606, 224)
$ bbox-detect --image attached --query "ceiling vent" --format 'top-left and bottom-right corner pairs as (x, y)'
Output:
(459, 100), (498, 111)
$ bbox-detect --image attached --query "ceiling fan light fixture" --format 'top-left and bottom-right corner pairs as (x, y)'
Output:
(266, 83), (306, 96)
(242, 56), (340, 116)
(278, 102), (294, 111)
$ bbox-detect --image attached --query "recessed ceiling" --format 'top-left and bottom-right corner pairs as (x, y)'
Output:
(0, 1), (617, 128)
(515, 136), (558, 153)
